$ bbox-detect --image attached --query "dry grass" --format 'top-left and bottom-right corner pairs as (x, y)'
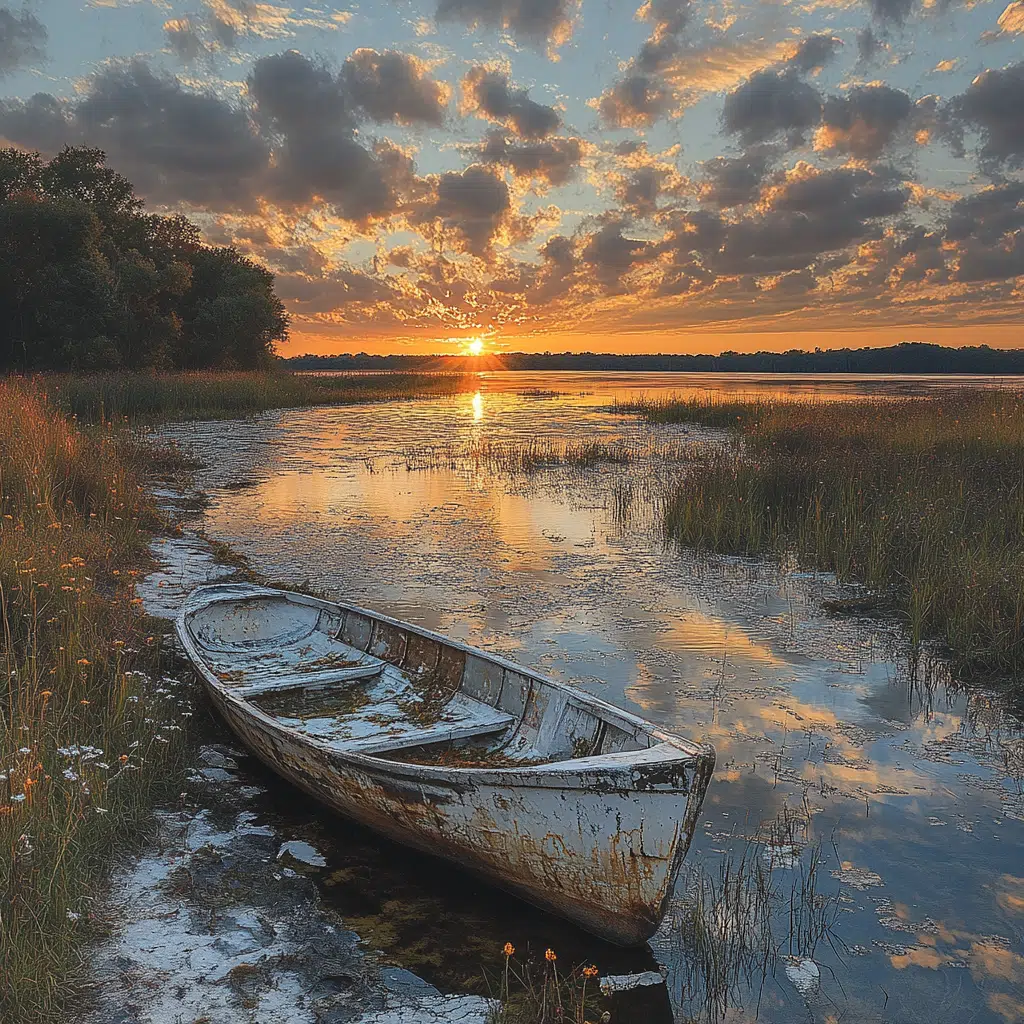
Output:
(486, 946), (605, 1024)
(0, 380), (187, 1022)
(621, 390), (1024, 683)
(44, 370), (475, 423)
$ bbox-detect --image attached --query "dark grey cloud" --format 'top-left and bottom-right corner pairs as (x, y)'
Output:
(944, 62), (1024, 170)
(164, 18), (205, 63)
(698, 145), (777, 208)
(0, 52), (435, 223)
(819, 84), (914, 157)
(857, 27), (881, 61)
(786, 34), (842, 75)
(868, 0), (914, 25)
(596, 0), (691, 128)
(581, 222), (652, 283)
(248, 52), (397, 221)
(477, 130), (583, 186)
(342, 49), (448, 126)
(769, 268), (817, 293)
(0, 6), (46, 76)
(461, 67), (559, 139)
(945, 183), (1024, 242)
(0, 60), (269, 208)
(430, 165), (510, 254)
(435, 0), (573, 45)
(771, 166), (907, 221)
(598, 74), (671, 128)
(722, 70), (822, 146)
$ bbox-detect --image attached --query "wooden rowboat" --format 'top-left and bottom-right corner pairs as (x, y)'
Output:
(176, 583), (715, 946)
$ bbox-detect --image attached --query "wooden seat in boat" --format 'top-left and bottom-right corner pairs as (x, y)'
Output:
(203, 630), (384, 697)
(330, 692), (515, 756)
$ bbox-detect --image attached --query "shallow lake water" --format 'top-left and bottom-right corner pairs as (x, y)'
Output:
(160, 373), (1024, 1023)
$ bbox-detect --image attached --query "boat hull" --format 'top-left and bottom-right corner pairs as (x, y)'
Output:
(206, 683), (712, 945)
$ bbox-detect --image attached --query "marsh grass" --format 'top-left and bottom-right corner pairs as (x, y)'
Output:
(0, 380), (188, 1022)
(672, 833), (840, 1022)
(620, 391), (1024, 682)
(399, 436), (697, 476)
(46, 370), (475, 423)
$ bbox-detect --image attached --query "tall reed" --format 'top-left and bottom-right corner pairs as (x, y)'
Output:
(0, 380), (185, 1021)
(621, 391), (1024, 681)
(46, 370), (474, 423)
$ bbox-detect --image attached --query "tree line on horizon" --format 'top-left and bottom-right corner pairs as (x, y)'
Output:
(286, 342), (1024, 374)
(0, 147), (288, 372)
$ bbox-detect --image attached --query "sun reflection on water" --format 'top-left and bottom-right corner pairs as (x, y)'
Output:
(471, 391), (483, 421)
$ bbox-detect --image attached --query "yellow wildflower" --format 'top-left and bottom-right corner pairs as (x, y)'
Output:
(503, 942), (514, 957)
(545, 949), (557, 963)
(582, 965), (599, 978)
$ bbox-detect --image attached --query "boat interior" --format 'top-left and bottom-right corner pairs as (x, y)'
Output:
(183, 589), (661, 766)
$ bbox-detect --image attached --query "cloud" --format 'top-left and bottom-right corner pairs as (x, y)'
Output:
(597, 73), (671, 128)
(722, 70), (822, 146)
(581, 222), (653, 282)
(698, 145), (777, 208)
(420, 164), (512, 255)
(249, 52), (404, 221)
(164, 18), (206, 63)
(460, 67), (560, 139)
(476, 130), (584, 186)
(786, 34), (843, 75)
(0, 60), (270, 208)
(815, 84), (915, 158)
(868, 0), (915, 25)
(997, 1), (1024, 35)
(342, 49), (449, 126)
(0, 7), (46, 76)
(944, 183), (1024, 242)
(434, 0), (575, 47)
(945, 62), (1024, 169)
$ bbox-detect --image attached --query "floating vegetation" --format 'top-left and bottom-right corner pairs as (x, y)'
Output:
(621, 390), (1024, 685)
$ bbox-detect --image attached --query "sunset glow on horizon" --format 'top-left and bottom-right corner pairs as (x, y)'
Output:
(3, 0), (1022, 356)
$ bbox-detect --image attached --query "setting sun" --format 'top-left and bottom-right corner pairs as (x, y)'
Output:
(467, 339), (484, 357)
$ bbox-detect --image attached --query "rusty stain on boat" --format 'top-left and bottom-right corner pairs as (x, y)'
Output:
(176, 583), (715, 946)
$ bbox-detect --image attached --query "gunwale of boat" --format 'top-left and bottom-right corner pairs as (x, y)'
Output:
(176, 583), (712, 780)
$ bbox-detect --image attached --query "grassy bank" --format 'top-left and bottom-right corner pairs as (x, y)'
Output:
(618, 391), (1024, 682)
(47, 370), (474, 423)
(0, 381), (186, 1021)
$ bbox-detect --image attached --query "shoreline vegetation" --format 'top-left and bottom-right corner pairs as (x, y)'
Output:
(617, 391), (1024, 686)
(0, 380), (188, 1022)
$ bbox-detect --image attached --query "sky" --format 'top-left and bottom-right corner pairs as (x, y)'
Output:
(0, 0), (1022, 355)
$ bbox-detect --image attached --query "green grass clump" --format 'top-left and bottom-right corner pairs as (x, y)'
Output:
(45, 370), (475, 423)
(0, 380), (186, 1022)
(622, 391), (1024, 682)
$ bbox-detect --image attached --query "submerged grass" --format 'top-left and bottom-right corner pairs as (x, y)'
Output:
(619, 390), (1024, 683)
(45, 370), (475, 423)
(0, 380), (188, 1022)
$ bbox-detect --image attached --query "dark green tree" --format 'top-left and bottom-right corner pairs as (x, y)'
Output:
(0, 146), (289, 370)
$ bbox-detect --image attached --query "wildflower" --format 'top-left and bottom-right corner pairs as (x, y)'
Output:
(119, 754), (129, 764)
(40, 690), (52, 699)
(582, 965), (599, 978)
(545, 949), (557, 963)
(503, 942), (514, 957)
(77, 658), (91, 666)
(80, 699), (90, 705)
